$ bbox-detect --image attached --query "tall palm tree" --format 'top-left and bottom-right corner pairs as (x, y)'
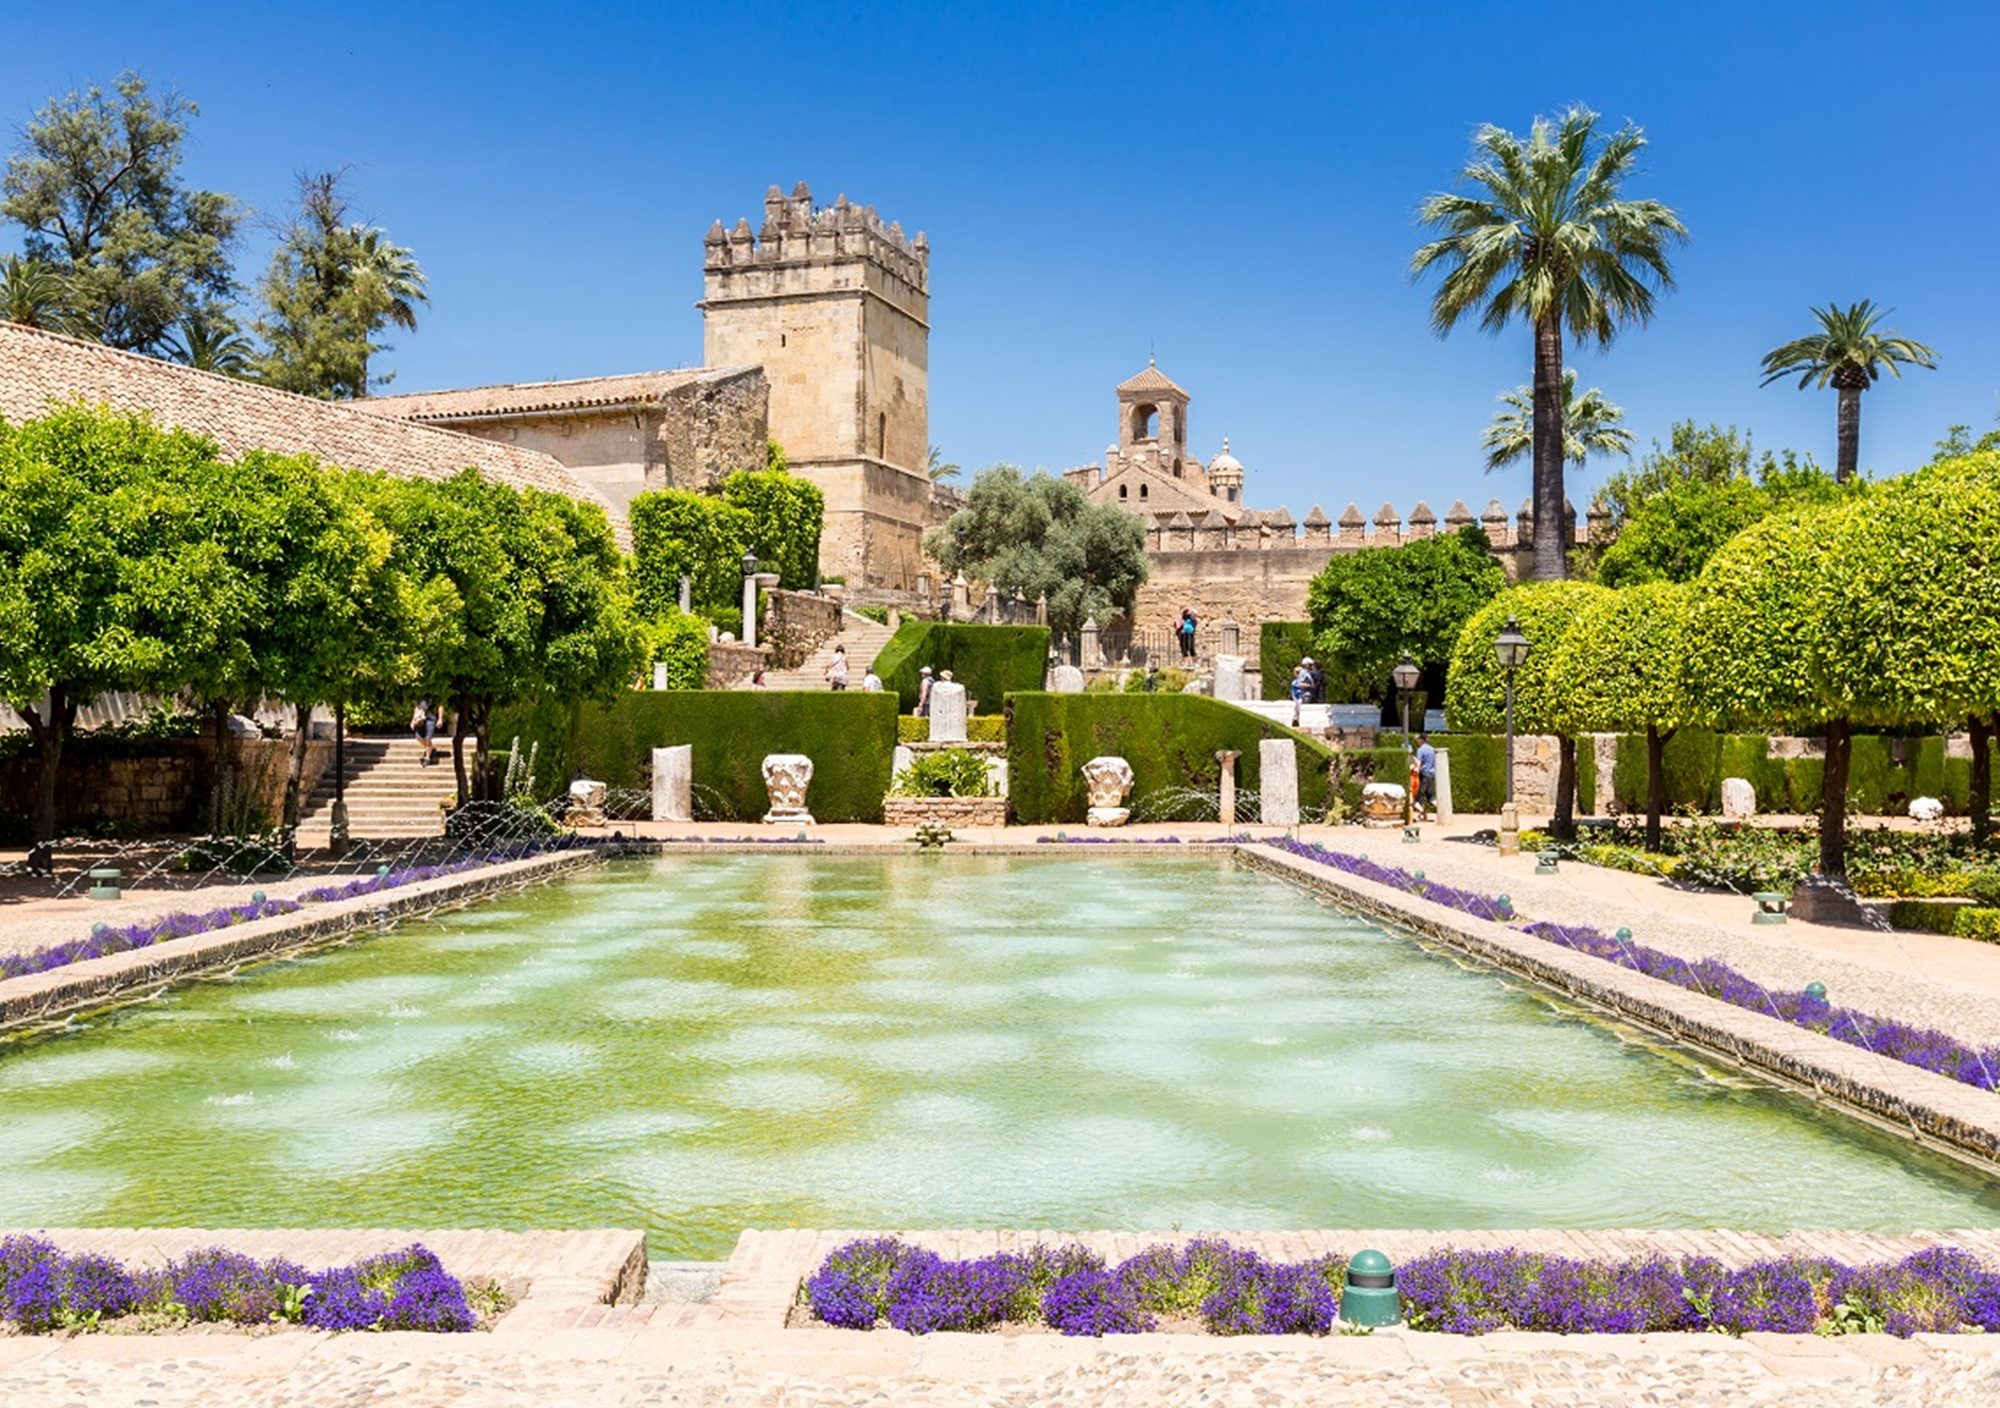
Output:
(349, 227), (429, 391)
(1759, 300), (1937, 483)
(164, 309), (256, 376)
(0, 254), (75, 332)
(927, 445), (960, 482)
(1482, 369), (1633, 471)
(1414, 107), (1686, 581)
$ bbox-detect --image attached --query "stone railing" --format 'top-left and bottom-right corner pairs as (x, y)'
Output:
(762, 589), (843, 669)
(0, 737), (331, 834)
(707, 641), (773, 689)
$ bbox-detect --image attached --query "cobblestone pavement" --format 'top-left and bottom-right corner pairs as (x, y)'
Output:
(2, 1334), (1998, 1407)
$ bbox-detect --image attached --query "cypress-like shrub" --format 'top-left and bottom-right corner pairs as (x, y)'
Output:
(873, 623), (1051, 714)
(1259, 622), (1315, 700)
(1007, 693), (1337, 823)
(1436, 734), (1510, 813)
(567, 692), (898, 821)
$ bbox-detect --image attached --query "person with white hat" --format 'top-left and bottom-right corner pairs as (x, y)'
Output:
(915, 665), (934, 716)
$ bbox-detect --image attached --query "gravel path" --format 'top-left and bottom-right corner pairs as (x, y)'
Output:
(1320, 828), (2000, 1049)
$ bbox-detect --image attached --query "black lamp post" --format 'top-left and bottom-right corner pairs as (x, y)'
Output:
(1392, 653), (1421, 825)
(741, 551), (758, 579)
(1492, 616), (1530, 805)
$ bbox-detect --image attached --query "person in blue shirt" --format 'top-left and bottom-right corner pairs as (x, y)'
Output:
(1414, 734), (1438, 817)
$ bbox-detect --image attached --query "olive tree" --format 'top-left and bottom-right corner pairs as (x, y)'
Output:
(1445, 580), (1610, 838)
(1547, 583), (1692, 850)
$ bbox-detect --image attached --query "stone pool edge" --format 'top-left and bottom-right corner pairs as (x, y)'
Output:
(1234, 842), (2000, 1180)
(0, 849), (606, 1034)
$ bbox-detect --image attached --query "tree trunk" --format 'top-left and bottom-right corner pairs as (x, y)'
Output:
(283, 703), (312, 838)
(1531, 314), (1568, 581)
(1836, 385), (1862, 485)
(208, 700), (230, 832)
(473, 701), (493, 803)
(21, 683), (74, 872)
(1970, 713), (1995, 846)
(1551, 735), (1578, 841)
(1819, 718), (1852, 877)
(334, 703), (347, 807)
(1645, 724), (1671, 853)
(451, 692), (470, 807)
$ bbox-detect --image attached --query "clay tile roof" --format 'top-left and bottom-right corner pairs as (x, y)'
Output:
(358, 366), (756, 422)
(1115, 360), (1188, 397)
(1409, 500), (1436, 522)
(1165, 510), (1194, 528)
(1303, 504), (1330, 526)
(0, 322), (629, 545)
(1338, 502), (1366, 525)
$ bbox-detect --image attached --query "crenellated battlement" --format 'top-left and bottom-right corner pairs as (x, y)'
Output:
(702, 180), (929, 294)
(1140, 496), (1615, 555)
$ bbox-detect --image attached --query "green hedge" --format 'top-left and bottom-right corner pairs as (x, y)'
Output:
(1437, 734), (1511, 814)
(1007, 692), (1338, 824)
(1260, 622), (1314, 700)
(899, 714), (1005, 744)
(873, 622), (1051, 714)
(1956, 908), (2000, 942)
(489, 694), (584, 801)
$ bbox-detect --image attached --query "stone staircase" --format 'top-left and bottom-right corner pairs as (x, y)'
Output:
(761, 613), (898, 690)
(295, 737), (458, 842)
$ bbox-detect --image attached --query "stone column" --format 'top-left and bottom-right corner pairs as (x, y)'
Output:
(1212, 654), (1246, 702)
(1216, 749), (1241, 826)
(928, 679), (968, 742)
(651, 662), (670, 690)
(1434, 748), (1454, 823)
(1258, 738), (1300, 826)
(742, 571), (759, 649)
(1036, 594), (1048, 626)
(952, 572), (973, 620)
(1080, 616), (1101, 669)
(678, 574), (693, 613)
(652, 745), (692, 822)
(1220, 618), (1240, 656)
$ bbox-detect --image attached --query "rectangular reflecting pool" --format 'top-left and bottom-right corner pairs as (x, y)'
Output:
(2, 854), (1996, 1257)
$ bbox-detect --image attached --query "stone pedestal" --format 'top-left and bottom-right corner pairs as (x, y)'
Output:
(761, 754), (815, 824)
(1081, 755), (1134, 827)
(1050, 664), (1085, 694)
(1498, 802), (1521, 856)
(1212, 654), (1246, 702)
(568, 778), (607, 827)
(652, 745), (692, 822)
(1434, 749), (1455, 823)
(1360, 782), (1405, 827)
(1720, 777), (1756, 819)
(928, 680), (969, 742)
(1258, 738), (1300, 826)
(1216, 750), (1241, 826)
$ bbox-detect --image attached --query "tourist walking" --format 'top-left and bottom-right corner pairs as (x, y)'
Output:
(915, 665), (934, 716)
(1177, 607), (1198, 661)
(825, 645), (849, 691)
(410, 700), (437, 767)
(862, 668), (883, 692)
(1414, 733), (1438, 817)
(1304, 657), (1324, 704)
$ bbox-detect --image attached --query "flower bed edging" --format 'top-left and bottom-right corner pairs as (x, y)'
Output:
(799, 1236), (2000, 1338)
(0, 898), (303, 982)
(1236, 842), (2000, 1175)
(0, 1234), (490, 1334)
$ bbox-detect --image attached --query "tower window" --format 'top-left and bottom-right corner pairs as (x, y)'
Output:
(1139, 484), (1148, 500)
(877, 413), (886, 457)
(1118, 485), (1127, 499)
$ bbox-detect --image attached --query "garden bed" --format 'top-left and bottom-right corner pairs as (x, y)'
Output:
(795, 1236), (2000, 1338)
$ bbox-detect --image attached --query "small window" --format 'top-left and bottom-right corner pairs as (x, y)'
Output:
(1139, 484), (1148, 500)
(1118, 484), (1127, 499)
(877, 413), (886, 457)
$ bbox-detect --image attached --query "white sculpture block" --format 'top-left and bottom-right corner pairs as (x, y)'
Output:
(651, 745), (692, 822)
(1212, 654), (1247, 702)
(1434, 748), (1455, 823)
(1259, 738), (1300, 827)
(1720, 777), (1757, 820)
(928, 680), (969, 743)
(761, 753), (815, 824)
(1050, 664), (1086, 694)
(1081, 755), (1135, 827)
(1909, 795), (1945, 821)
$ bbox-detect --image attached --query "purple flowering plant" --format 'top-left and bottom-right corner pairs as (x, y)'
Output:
(0, 898), (303, 983)
(0, 1236), (480, 1335)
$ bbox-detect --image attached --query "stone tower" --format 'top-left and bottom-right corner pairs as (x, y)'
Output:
(1206, 438), (1243, 504)
(700, 182), (931, 588)
(1112, 360), (1207, 492)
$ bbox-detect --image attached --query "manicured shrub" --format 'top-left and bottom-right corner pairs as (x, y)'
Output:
(1954, 908), (2000, 943)
(1259, 622), (1315, 700)
(889, 748), (991, 798)
(1007, 693), (1339, 824)
(641, 611), (712, 692)
(899, 714), (1005, 744)
(629, 489), (753, 614)
(721, 468), (823, 592)
(1889, 900), (1965, 934)
(1435, 734), (1509, 813)
(872, 622), (1051, 714)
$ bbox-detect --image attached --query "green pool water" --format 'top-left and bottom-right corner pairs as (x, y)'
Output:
(2, 854), (1996, 1257)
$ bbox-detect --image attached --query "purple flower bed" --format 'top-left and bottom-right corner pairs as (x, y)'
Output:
(1032, 834), (1251, 845)
(0, 898), (303, 982)
(1265, 837), (1516, 921)
(0, 1235), (479, 1333)
(1520, 919), (2000, 1092)
(802, 1238), (2000, 1338)
(1264, 838), (2000, 1093)
(298, 859), (482, 903)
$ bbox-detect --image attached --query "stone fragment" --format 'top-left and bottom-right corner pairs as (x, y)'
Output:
(761, 754), (815, 824)
(1360, 781), (1405, 826)
(651, 746), (692, 822)
(1212, 654), (1246, 701)
(928, 679), (968, 742)
(1050, 664), (1085, 694)
(1081, 755), (1134, 827)
(568, 777), (607, 827)
(1720, 777), (1756, 819)
(1258, 738), (1299, 826)
(1909, 796), (1945, 821)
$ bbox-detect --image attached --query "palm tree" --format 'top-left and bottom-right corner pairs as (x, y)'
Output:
(348, 227), (429, 391)
(0, 254), (75, 332)
(1483, 369), (1633, 471)
(1413, 107), (1686, 581)
(164, 309), (256, 376)
(1760, 300), (1937, 483)
(927, 445), (960, 482)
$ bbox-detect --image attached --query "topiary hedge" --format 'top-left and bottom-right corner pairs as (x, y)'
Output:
(1587, 730), (1993, 815)
(1259, 622), (1314, 700)
(899, 714), (1005, 744)
(1007, 693), (1338, 823)
(1436, 734), (1510, 813)
(873, 622), (1051, 714)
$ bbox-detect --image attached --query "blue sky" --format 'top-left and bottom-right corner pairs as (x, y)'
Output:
(7, 1), (1997, 514)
